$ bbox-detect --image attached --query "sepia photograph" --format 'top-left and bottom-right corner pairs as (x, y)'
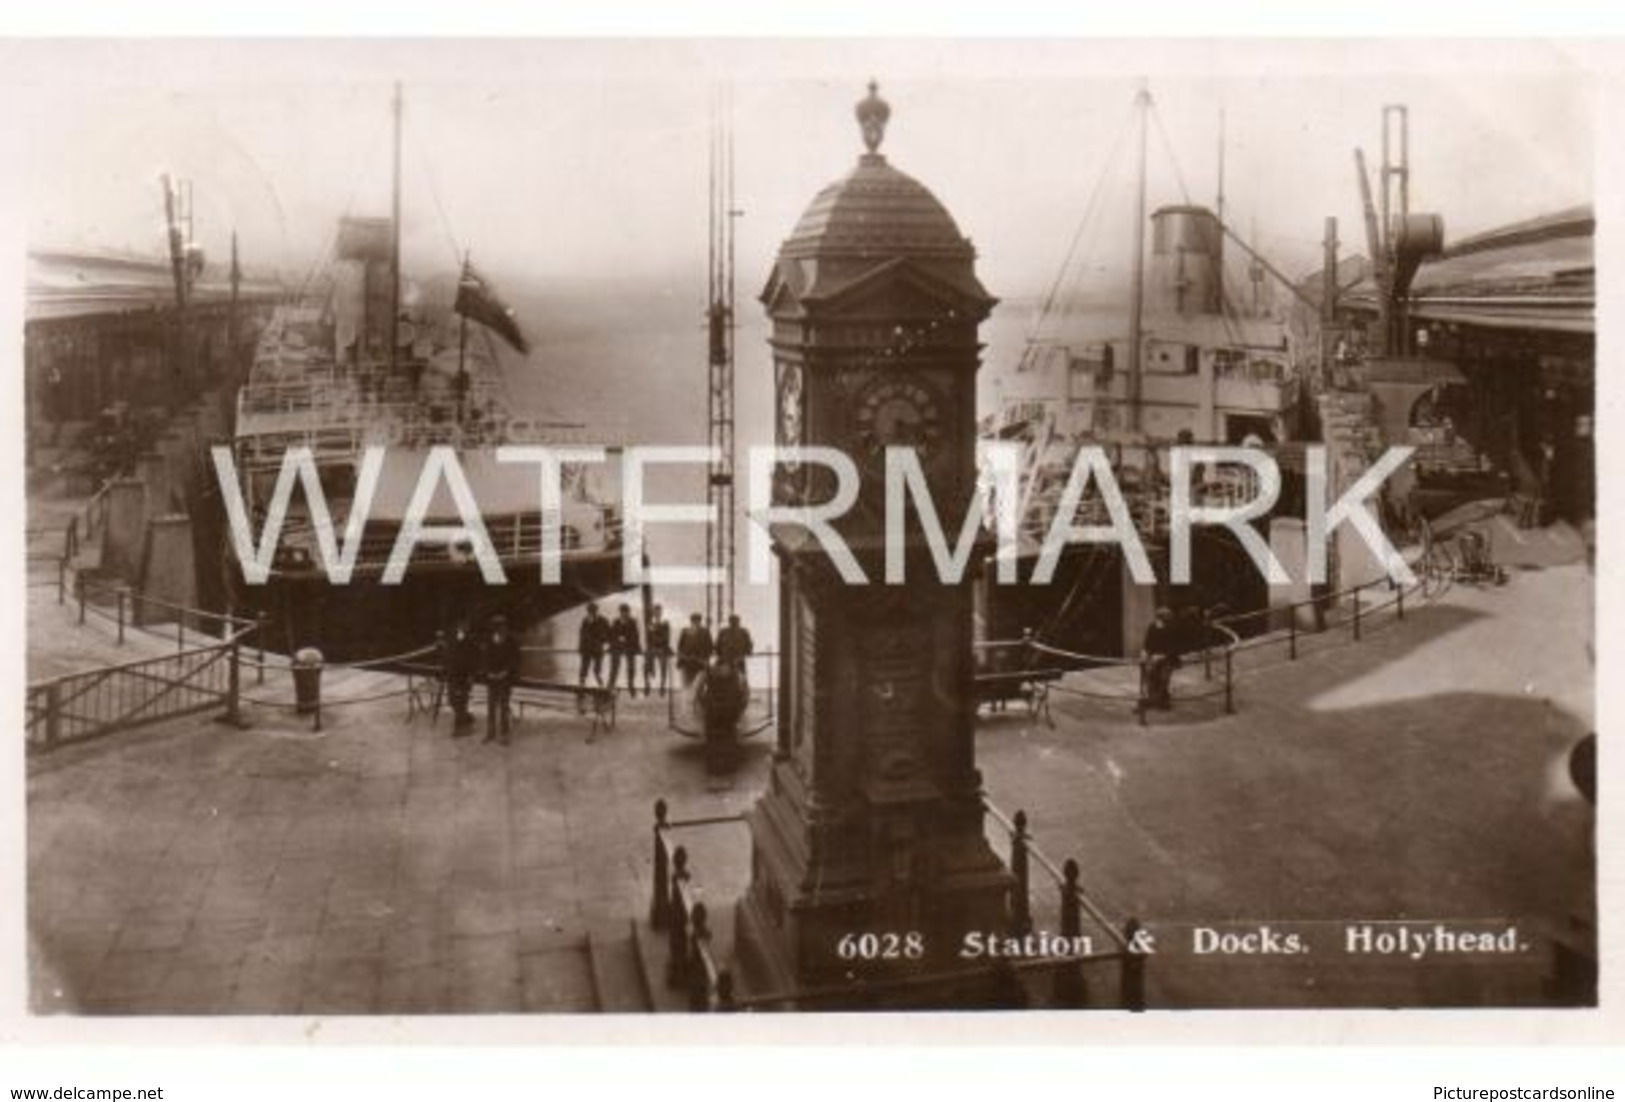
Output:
(7, 36), (1602, 1026)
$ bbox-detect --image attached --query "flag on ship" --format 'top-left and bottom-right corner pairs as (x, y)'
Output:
(455, 262), (529, 354)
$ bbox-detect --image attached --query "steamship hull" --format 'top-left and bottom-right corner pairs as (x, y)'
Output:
(221, 549), (631, 663)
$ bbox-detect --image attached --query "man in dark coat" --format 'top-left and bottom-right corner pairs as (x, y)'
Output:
(439, 619), (479, 736)
(697, 655), (746, 775)
(1140, 606), (1180, 711)
(676, 612), (713, 688)
(716, 613), (754, 677)
(607, 603), (642, 697)
(483, 614), (522, 745)
(577, 603), (609, 692)
(644, 603), (673, 697)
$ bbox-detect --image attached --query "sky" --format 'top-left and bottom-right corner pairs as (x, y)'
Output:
(12, 39), (1595, 304)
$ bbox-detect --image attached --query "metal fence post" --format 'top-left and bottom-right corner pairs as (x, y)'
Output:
(1010, 810), (1033, 937)
(651, 799), (670, 929)
(666, 846), (689, 989)
(1054, 858), (1086, 1008)
(1121, 917), (1147, 1011)
(45, 682), (62, 749)
(256, 612), (268, 685)
(224, 639), (242, 726)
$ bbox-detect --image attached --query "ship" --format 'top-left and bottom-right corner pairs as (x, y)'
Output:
(977, 89), (1307, 658)
(213, 87), (632, 660)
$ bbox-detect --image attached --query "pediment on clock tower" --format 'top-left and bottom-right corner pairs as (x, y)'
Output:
(799, 255), (994, 322)
(762, 254), (994, 323)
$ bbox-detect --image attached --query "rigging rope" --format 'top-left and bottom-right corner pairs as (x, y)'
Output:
(1148, 102), (1193, 205)
(293, 106), (390, 305)
(1021, 104), (1137, 363)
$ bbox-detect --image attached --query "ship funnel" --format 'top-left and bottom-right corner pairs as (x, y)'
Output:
(1150, 204), (1224, 317)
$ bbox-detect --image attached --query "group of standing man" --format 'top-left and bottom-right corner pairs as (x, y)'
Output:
(576, 602), (755, 697)
(438, 615), (523, 745)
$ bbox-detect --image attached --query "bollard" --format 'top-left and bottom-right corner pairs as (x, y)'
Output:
(1010, 810), (1032, 937)
(666, 847), (689, 989)
(1054, 858), (1086, 1008)
(293, 647), (324, 716)
(688, 903), (712, 1011)
(650, 799), (670, 929)
(1121, 917), (1147, 1011)
(116, 589), (126, 645)
(1224, 650), (1235, 715)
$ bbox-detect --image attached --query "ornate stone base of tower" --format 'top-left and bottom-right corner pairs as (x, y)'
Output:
(736, 759), (1016, 1008)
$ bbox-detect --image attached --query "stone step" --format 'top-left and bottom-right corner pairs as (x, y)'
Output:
(586, 924), (654, 1013)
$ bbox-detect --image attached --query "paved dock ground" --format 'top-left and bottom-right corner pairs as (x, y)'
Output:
(26, 520), (1594, 1013)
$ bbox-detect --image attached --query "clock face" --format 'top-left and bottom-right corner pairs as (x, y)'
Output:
(854, 375), (944, 459)
(777, 361), (805, 471)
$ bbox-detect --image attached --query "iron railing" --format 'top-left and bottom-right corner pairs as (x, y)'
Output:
(26, 638), (243, 752)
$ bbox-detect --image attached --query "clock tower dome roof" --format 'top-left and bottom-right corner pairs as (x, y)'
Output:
(783, 156), (973, 262)
(781, 82), (975, 263)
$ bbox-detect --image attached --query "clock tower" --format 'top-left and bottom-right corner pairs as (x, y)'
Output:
(739, 82), (1013, 1002)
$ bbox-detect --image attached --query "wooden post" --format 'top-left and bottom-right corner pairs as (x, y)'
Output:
(688, 902), (712, 1011)
(1010, 810), (1032, 936)
(1054, 858), (1086, 1008)
(666, 846), (689, 988)
(1121, 917), (1147, 1011)
(651, 799), (670, 928)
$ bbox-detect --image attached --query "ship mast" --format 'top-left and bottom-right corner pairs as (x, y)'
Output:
(389, 81), (403, 379)
(1126, 86), (1150, 433)
(705, 85), (740, 627)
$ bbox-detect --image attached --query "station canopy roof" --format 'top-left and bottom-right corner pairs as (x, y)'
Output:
(26, 246), (282, 324)
(1330, 206), (1594, 336)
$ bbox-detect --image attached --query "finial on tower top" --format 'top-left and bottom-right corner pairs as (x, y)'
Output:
(856, 79), (891, 155)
